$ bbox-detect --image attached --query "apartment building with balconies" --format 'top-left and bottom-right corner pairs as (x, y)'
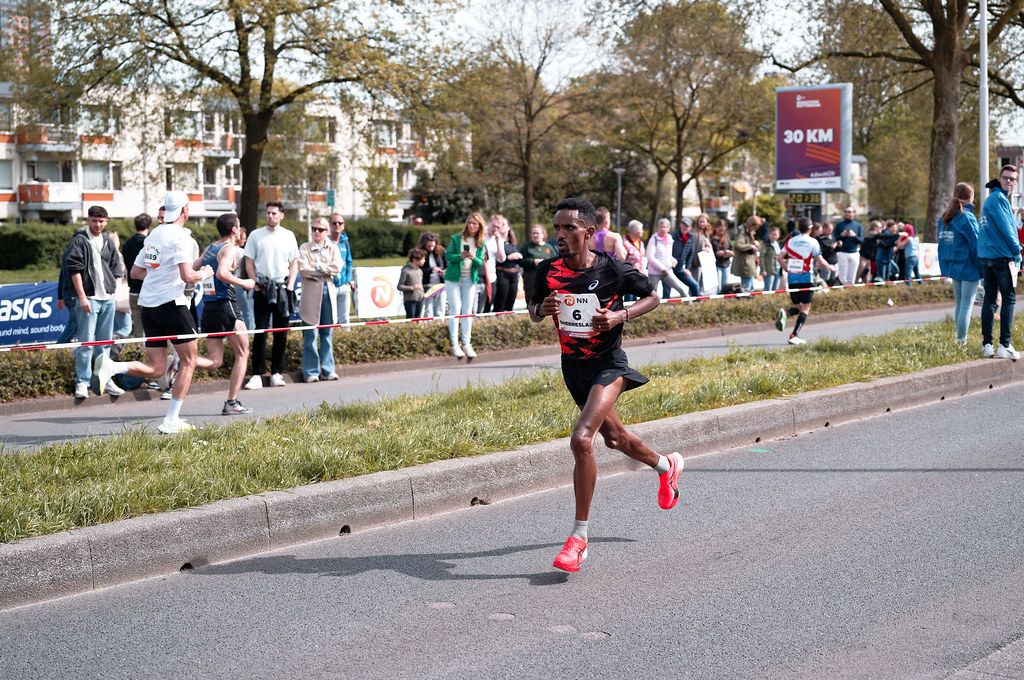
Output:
(0, 84), (442, 224)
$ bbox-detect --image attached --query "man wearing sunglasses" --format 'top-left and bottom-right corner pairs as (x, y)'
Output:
(978, 165), (1022, 360)
(327, 213), (355, 327)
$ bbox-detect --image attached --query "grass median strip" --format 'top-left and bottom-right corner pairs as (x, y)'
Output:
(0, 317), (1000, 543)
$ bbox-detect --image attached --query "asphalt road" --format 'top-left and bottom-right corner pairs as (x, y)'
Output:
(3, 305), (959, 452)
(1, 381), (1022, 679)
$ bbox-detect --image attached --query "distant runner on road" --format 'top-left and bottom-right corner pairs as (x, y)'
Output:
(530, 197), (684, 573)
(774, 217), (838, 345)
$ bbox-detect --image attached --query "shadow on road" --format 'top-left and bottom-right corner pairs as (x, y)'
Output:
(192, 537), (636, 587)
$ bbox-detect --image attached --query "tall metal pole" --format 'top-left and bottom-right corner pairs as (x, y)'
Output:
(980, 0), (989, 192)
(613, 167), (625, 232)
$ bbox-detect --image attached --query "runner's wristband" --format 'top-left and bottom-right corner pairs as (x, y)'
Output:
(625, 308), (630, 322)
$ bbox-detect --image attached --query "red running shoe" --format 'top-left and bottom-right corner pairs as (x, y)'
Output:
(553, 537), (588, 573)
(657, 452), (684, 509)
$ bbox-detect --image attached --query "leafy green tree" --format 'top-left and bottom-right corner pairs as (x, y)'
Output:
(774, 0), (1024, 238)
(736, 194), (785, 228)
(602, 0), (770, 228)
(10, 0), (455, 229)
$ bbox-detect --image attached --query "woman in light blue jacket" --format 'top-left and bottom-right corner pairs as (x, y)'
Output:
(937, 182), (982, 345)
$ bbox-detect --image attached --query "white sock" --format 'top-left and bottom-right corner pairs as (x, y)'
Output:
(166, 397), (184, 422)
(653, 454), (670, 475)
(571, 520), (588, 541)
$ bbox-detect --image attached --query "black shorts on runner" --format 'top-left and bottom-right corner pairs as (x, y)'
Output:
(141, 301), (198, 347)
(200, 298), (243, 334)
(788, 280), (814, 305)
(561, 347), (649, 408)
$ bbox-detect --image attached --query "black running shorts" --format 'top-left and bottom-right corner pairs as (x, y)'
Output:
(200, 298), (243, 334)
(788, 280), (814, 305)
(560, 347), (649, 408)
(141, 301), (198, 347)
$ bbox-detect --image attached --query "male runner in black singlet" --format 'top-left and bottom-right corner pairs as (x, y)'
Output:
(530, 197), (684, 573)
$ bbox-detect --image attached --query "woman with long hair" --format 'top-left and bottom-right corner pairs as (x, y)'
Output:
(416, 231), (447, 318)
(710, 218), (733, 294)
(444, 214), (486, 358)
(492, 217), (523, 312)
(937, 182), (982, 345)
(646, 218), (690, 298)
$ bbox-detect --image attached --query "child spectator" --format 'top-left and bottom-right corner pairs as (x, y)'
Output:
(398, 248), (427, 319)
(760, 226), (781, 292)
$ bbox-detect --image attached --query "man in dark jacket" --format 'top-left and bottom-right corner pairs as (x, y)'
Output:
(670, 217), (701, 297)
(64, 205), (124, 398)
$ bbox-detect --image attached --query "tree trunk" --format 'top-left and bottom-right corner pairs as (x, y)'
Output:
(239, 112), (273, 232)
(649, 166), (667, 229)
(924, 54), (963, 242)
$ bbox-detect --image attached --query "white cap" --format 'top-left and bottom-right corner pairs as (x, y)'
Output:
(163, 190), (189, 223)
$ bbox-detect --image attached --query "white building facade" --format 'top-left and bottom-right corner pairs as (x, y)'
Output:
(0, 84), (436, 224)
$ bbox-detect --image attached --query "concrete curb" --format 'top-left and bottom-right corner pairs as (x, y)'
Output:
(1, 354), (1017, 612)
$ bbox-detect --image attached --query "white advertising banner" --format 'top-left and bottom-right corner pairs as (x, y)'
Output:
(353, 266), (528, 319)
(354, 266), (405, 319)
(918, 242), (940, 276)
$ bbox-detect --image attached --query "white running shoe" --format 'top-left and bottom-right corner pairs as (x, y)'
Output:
(982, 344), (995, 358)
(157, 418), (195, 434)
(104, 380), (125, 397)
(305, 375), (320, 383)
(94, 354), (114, 394)
(270, 373), (286, 387)
(449, 344), (465, 358)
(996, 344), (1020, 361)
(787, 335), (807, 345)
(462, 344), (477, 358)
(244, 375), (264, 390)
(74, 382), (89, 399)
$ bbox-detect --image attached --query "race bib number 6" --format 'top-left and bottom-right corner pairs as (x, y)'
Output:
(556, 291), (600, 337)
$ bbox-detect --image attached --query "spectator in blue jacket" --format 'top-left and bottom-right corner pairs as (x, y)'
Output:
(938, 182), (982, 345)
(978, 165), (1022, 360)
(328, 213), (355, 326)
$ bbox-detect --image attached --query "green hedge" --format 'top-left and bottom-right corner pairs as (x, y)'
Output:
(0, 283), (956, 402)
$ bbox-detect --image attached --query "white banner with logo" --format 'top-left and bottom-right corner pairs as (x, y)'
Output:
(353, 266), (528, 319)
(919, 242), (940, 276)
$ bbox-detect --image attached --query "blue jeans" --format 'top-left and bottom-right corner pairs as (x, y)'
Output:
(980, 258), (1016, 348)
(762, 274), (779, 293)
(876, 261), (892, 282)
(952, 279), (980, 342)
(301, 286), (335, 380)
(717, 267), (730, 294)
(903, 256), (920, 285)
(58, 296), (78, 343)
(335, 283), (352, 324)
(739, 276), (754, 292)
(445, 276), (476, 345)
(74, 297), (116, 384)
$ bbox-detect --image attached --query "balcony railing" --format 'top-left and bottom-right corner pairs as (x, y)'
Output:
(17, 182), (81, 206)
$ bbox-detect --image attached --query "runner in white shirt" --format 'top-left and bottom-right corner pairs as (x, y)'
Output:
(773, 217), (837, 345)
(93, 191), (217, 434)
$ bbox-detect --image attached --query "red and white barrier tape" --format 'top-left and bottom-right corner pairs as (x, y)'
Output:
(0, 276), (947, 353)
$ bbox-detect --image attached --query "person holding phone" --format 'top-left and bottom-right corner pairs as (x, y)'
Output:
(443, 213), (486, 358)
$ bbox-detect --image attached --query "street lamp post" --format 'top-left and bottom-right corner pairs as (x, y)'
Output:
(613, 167), (626, 232)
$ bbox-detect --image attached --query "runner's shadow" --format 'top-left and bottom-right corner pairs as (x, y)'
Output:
(195, 537), (635, 587)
